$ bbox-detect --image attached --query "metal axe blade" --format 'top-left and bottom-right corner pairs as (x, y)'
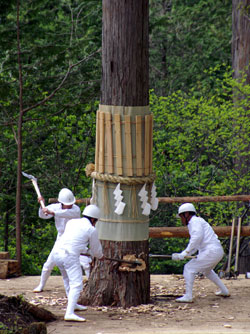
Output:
(22, 171), (37, 181)
(22, 171), (45, 208)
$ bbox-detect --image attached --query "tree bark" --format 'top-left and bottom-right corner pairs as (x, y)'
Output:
(16, 0), (23, 271)
(232, 0), (250, 82)
(80, 241), (149, 306)
(232, 0), (250, 273)
(80, 0), (150, 307)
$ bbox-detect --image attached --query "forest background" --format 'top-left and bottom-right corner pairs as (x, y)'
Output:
(0, 0), (250, 275)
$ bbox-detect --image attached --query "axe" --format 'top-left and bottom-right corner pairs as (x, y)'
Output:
(105, 257), (143, 267)
(22, 172), (45, 209)
(81, 255), (143, 267)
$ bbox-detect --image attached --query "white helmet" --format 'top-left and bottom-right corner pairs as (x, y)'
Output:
(82, 204), (101, 219)
(177, 203), (196, 217)
(58, 188), (76, 205)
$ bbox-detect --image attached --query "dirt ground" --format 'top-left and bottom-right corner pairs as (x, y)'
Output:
(0, 274), (250, 334)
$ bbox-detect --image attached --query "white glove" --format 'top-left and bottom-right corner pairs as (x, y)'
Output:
(179, 250), (188, 260)
(172, 253), (181, 261)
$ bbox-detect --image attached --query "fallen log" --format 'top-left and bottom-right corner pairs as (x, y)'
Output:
(157, 195), (250, 203)
(149, 226), (250, 238)
(49, 194), (250, 205)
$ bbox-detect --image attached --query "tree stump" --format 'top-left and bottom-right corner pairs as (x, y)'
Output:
(80, 240), (150, 307)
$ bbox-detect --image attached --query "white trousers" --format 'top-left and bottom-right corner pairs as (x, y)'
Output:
(38, 242), (58, 289)
(53, 250), (83, 315)
(183, 246), (226, 298)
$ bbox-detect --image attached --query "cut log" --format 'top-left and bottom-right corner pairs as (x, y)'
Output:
(0, 252), (10, 259)
(49, 194), (250, 205)
(0, 259), (20, 279)
(157, 195), (250, 203)
(149, 226), (250, 238)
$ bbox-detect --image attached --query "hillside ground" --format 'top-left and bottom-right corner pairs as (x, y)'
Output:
(0, 274), (249, 334)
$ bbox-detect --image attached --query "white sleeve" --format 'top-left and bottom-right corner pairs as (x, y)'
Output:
(54, 205), (81, 219)
(38, 206), (53, 219)
(185, 220), (203, 254)
(89, 228), (103, 259)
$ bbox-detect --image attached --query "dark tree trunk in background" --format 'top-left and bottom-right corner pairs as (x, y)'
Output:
(232, 0), (250, 273)
(232, 0), (250, 82)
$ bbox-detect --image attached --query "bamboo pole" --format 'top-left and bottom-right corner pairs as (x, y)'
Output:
(125, 115), (133, 176)
(95, 110), (100, 172)
(114, 114), (123, 175)
(144, 115), (150, 176)
(99, 112), (105, 173)
(105, 112), (113, 174)
(136, 115), (142, 176)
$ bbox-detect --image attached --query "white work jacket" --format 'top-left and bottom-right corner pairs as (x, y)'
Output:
(185, 216), (222, 255)
(38, 203), (81, 237)
(54, 217), (103, 259)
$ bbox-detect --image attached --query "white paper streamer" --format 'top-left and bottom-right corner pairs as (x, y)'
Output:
(113, 183), (126, 215)
(138, 183), (151, 216)
(150, 182), (159, 211)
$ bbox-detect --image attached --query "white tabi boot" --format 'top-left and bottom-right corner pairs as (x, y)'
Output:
(206, 270), (230, 297)
(33, 270), (51, 292)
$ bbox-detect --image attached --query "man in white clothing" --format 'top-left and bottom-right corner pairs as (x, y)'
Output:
(53, 204), (104, 322)
(172, 203), (229, 303)
(33, 188), (81, 293)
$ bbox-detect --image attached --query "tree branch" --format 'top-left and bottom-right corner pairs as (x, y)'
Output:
(22, 48), (101, 114)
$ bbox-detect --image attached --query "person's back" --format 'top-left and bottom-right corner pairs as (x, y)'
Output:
(187, 216), (221, 252)
(56, 218), (93, 256)
(39, 202), (81, 237)
(52, 205), (104, 322)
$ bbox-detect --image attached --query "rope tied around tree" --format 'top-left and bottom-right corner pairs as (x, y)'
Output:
(90, 171), (156, 185)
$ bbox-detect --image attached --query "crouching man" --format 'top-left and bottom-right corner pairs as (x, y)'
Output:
(53, 204), (104, 321)
(172, 203), (229, 303)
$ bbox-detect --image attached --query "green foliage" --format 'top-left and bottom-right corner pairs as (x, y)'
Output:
(0, 0), (102, 274)
(149, 0), (232, 95)
(149, 67), (250, 273)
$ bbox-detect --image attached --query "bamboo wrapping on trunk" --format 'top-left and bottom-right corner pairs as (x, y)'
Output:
(95, 105), (153, 177)
(93, 105), (154, 241)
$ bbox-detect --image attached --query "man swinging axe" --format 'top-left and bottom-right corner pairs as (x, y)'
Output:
(171, 203), (230, 303)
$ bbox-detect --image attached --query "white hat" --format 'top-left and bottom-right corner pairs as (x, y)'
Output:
(58, 188), (75, 205)
(82, 204), (101, 219)
(177, 203), (196, 217)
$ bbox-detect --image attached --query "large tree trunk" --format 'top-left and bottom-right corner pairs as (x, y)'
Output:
(80, 0), (151, 307)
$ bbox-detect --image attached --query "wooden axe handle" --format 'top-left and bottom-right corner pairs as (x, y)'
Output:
(31, 179), (45, 209)
(149, 254), (196, 259)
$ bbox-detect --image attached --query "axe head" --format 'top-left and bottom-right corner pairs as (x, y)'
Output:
(22, 171), (37, 182)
